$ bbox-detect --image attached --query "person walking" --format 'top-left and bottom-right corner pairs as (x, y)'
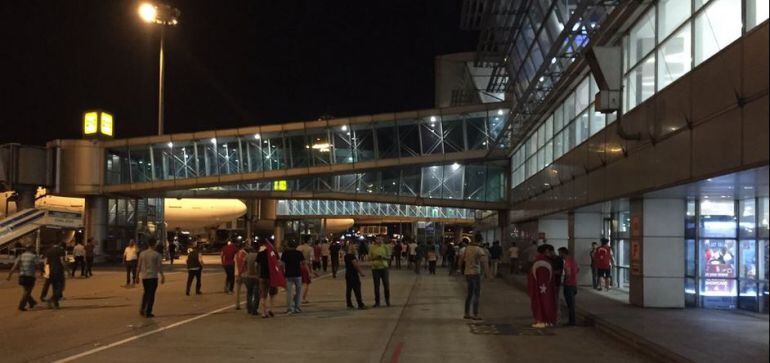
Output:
(71, 241), (86, 278)
(407, 238), (418, 269)
(137, 239), (165, 318)
(426, 241), (438, 274)
(84, 238), (95, 277)
(330, 240), (342, 278)
(257, 240), (283, 318)
(489, 241), (502, 278)
(296, 239), (316, 301)
(45, 243), (67, 309)
(508, 242), (520, 274)
(137, 238), (166, 318)
(446, 242), (456, 275)
(234, 243), (248, 308)
(320, 240), (330, 272)
(392, 241), (402, 270)
(39, 256), (51, 302)
(243, 244), (260, 315)
(595, 238), (613, 291)
(6, 245), (40, 311)
(589, 242), (599, 290)
(369, 237), (391, 307)
(344, 244), (367, 309)
(185, 245), (204, 296)
(123, 240), (139, 287)
(460, 237), (490, 320)
(413, 241), (424, 275)
(559, 247), (579, 326)
(281, 241), (305, 314)
(221, 241), (238, 294)
(167, 239), (177, 265)
(548, 244), (564, 323)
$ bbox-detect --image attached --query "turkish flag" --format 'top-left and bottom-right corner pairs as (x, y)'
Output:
(264, 242), (286, 288)
(528, 254), (557, 324)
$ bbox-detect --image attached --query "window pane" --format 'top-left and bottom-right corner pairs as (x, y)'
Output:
(700, 199), (737, 238)
(657, 24), (692, 91)
(564, 92), (576, 121)
(590, 105), (605, 136)
(576, 110), (590, 144)
(740, 240), (758, 279)
(545, 115), (554, 142)
(628, 9), (656, 69)
(553, 104), (564, 131)
(700, 239), (737, 279)
(554, 130), (564, 158)
(686, 239), (696, 276)
(575, 77), (590, 115)
(740, 199), (757, 238)
(625, 55), (656, 111)
(759, 197), (769, 238)
(544, 140), (553, 166)
(658, 0), (691, 39)
(694, 0), (742, 66)
(748, 0), (770, 30)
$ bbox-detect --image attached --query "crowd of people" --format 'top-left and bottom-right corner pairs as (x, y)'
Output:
(6, 232), (613, 330)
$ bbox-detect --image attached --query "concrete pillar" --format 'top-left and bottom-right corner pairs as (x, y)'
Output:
(84, 195), (107, 257)
(498, 211), (510, 244)
(629, 198), (685, 308)
(454, 225), (463, 244)
(259, 199), (277, 220)
(245, 199), (256, 241)
(273, 222), (284, 251)
(538, 213), (569, 250)
(321, 218), (327, 240)
(572, 211), (603, 286)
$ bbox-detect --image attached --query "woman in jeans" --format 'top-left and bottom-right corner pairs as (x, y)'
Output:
(123, 240), (139, 287)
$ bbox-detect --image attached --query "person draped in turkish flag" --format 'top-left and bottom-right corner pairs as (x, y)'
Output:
(528, 244), (557, 328)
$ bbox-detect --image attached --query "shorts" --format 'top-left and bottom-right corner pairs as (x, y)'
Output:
(597, 268), (611, 278)
(258, 278), (278, 298)
(301, 265), (312, 284)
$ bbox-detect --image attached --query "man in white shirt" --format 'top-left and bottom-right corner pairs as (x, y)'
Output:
(71, 242), (86, 278)
(508, 243), (520, 274)
(137, 239), (165, 318)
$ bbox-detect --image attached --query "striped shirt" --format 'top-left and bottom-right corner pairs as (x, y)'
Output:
(16, 252), (39, 277)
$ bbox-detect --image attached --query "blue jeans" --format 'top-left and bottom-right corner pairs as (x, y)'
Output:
(465, 274), (481, 316)
(285, 276), (302, 312)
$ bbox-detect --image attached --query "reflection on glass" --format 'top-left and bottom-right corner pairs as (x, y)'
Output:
(628, 9), (656, 69)
(700, 199), (736, 238)
(694, 0), (742, 66)
(657, 24), (692, 91)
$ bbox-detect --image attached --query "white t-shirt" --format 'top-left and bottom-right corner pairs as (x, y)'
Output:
(73, 244), (86, 257)
(508, 246), (519, 258)
(408, 243), (418, 255)
(124, 246), (138, 261)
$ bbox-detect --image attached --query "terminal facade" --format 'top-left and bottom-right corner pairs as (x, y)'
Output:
(1, 0), (768, 315)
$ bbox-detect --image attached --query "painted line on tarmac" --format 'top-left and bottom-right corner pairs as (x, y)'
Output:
(52, 270), (338, 363)
(389, 341), (405, 363)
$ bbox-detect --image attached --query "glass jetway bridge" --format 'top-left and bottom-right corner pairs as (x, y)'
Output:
(63, 102), (512, 210)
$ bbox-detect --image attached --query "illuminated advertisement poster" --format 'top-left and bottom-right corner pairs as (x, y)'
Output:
(700, 239), (737, 297)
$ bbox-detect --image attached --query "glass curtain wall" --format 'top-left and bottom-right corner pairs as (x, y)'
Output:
(104, 106), (509, 186)
(511, 0), (767, 190)
(624, 0), (767, 111)
(686, 196), (769, 313)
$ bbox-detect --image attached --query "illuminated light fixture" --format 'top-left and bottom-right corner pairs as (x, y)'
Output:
(210, 138), (217, 144)
(341, 125), (348, 131)
(273, 180), (288, 191)
(305, 145), (310, 149)
(82, 110), (114, 138)
(138, 3), (158, 23)
(430, 116), (437, 122)
(311, 143), (332, 152)
(167, 142), (173, 148)
(254, 133), (261, 139)
(497, 109), (504, 116)
(451, 162), (460, 170)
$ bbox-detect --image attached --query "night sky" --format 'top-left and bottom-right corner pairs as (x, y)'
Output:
(0, 1), (477, 145)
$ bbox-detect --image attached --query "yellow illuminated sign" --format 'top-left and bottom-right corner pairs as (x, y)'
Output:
(100, 112), (113, 136)
(273, 180), (287, 191)
(83, 112), (98, 135)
